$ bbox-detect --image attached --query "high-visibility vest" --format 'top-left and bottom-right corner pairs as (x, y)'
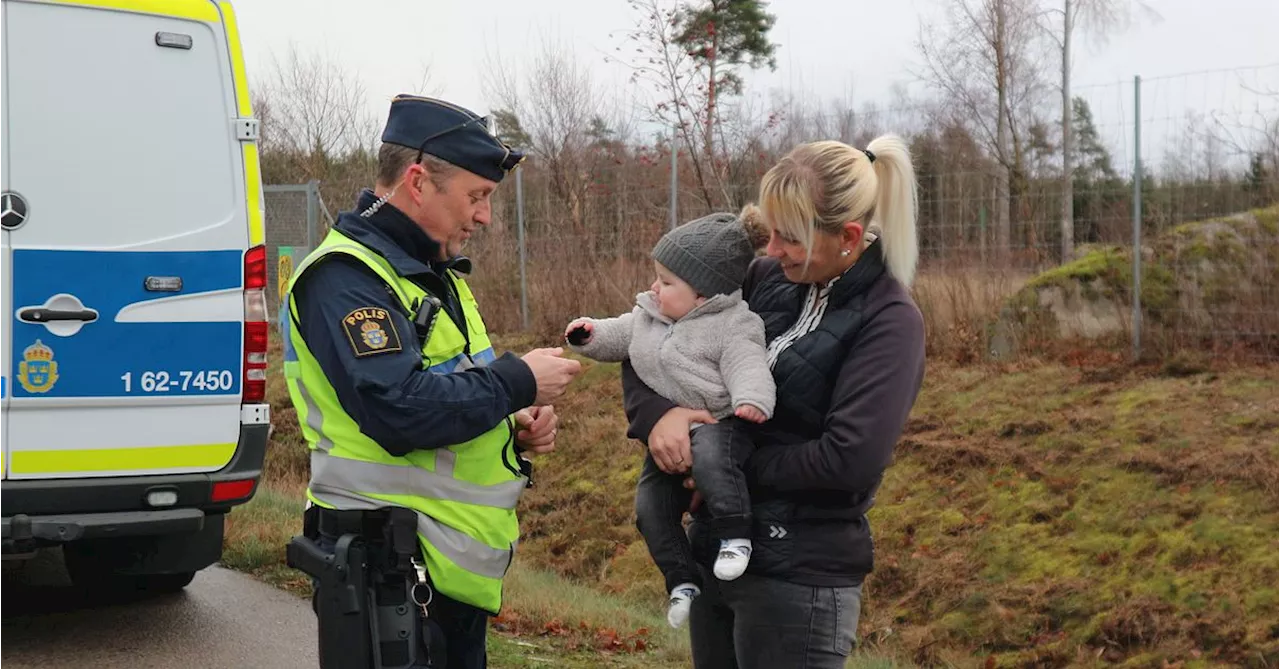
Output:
(282, 227), (524, 614)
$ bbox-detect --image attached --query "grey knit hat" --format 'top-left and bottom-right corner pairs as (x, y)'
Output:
(651, 210), (768, 297)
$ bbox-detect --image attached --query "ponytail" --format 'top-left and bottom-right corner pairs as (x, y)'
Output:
(866, 134), (919, 287)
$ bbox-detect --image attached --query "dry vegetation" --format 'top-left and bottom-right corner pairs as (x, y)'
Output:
(229, 321), (1278, 667)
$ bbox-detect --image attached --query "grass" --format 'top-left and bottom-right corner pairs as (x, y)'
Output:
(236, 309), (1278, 667)
(869, 360), (1277, 668)
(506, 352), (1278, 667)
(232, 334), (908, 667)
(222, 482), (896, 668)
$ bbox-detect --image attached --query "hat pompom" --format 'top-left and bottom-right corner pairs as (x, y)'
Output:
(739, 204), (770, 251)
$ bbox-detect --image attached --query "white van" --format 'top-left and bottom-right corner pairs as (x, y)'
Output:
(1, 0), (270, 594)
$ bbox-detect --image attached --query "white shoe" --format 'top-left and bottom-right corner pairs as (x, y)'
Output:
(713, 538), (752, 581)
(666, 583), (701, 629)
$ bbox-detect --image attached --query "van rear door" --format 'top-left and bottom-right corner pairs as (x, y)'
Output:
(5, 0), (248, 480)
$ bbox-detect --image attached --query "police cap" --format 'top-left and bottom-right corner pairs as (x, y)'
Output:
(381, 95), (525, 183)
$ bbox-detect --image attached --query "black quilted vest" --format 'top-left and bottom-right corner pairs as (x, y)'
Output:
(747, 241), (888, 438)
(684, 242), (893, 587)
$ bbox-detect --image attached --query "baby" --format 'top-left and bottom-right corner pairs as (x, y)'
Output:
(565, 207), (775, 629)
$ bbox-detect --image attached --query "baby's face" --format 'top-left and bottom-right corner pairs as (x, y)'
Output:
(650, 262), (704, 321)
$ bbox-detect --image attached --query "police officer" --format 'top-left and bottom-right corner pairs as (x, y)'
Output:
(282, 95), (581, 669)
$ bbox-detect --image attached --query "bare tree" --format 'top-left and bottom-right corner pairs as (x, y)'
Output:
(611, 0), (722, 209)
(484, 37), (609, 234)
(612, 0), (776, 212)
(1206, 75), (1279, 183)
(254, 43), (379, 162)
(917, 0), (1052, 262)
(1043, 0), (1159, 261)
(404, 62), (443, 99)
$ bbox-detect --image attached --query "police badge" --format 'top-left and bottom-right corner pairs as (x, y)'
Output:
(342, 307), (402, 357)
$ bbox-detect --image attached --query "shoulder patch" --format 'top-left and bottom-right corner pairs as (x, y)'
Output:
(341, 307), (403, 357)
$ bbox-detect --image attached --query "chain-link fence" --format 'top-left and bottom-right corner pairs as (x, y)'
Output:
(265, 64), (1278, 361)
(264, 182), (332, 318)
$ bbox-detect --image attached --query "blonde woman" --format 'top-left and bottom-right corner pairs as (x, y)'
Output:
(621, 137), (926, 668)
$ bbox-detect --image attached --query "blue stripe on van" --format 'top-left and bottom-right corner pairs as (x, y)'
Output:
(10, 249), (243, 398)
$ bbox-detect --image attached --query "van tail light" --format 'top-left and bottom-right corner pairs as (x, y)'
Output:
(243, 245), (268, 403)
(212, 479), (257, 503)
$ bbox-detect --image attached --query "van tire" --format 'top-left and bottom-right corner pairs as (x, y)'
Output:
(63, 541), (199, 597)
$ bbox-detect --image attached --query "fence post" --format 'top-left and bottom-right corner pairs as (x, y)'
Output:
(516, 164), (529, 331)
(1131, 75), (1143, 361)
(305, 179), (319, 250)
(669, 125), (679, 231)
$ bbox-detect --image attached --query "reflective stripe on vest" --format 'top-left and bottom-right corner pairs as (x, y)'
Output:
(282, 227), (522, 613)
(308, 484), (513, 580)
(310, 451), (524, 509)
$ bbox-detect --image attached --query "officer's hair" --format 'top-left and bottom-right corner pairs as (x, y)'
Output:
(376, 143), (461, 192)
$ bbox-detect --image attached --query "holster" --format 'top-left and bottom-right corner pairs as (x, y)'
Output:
(288, 506), (432, 669)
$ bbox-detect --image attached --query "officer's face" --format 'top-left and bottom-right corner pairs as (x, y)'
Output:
(411, 166), (497, 260)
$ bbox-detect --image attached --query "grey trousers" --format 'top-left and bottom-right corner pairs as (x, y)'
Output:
(689, 566), (862, 669)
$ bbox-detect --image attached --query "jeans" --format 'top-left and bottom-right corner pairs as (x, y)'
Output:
(312, 533), (489, 669)
(634, 419), (755, 592)
(689, 565), (862, 669)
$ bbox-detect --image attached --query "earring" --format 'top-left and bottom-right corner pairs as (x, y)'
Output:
(840, 249), (851, 257)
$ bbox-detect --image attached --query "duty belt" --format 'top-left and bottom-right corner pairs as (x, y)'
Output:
(314, 507), (392, 538)
(308, 505), (420, 575)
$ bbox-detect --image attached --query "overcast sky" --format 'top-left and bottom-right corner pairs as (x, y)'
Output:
(229, 0), (1278, 166)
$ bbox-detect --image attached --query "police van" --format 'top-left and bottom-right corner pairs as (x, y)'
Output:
(1, 0), (270, 594)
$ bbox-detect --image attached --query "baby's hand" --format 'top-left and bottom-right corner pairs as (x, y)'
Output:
(734, 405), (767, 423)
(565, 320), (593, 346)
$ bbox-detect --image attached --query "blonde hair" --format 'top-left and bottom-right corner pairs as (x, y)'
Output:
(758, 136), (919, 286)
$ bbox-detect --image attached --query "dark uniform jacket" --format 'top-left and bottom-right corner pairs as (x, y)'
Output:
(289, 189), (536, 457)
(623, 241), (926, 586)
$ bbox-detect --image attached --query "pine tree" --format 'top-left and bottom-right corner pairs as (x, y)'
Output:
(672, 0), (778, 159)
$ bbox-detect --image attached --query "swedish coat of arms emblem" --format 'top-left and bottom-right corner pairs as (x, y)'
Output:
(360, 319), (389, 350)
(18, 339), (59, 393)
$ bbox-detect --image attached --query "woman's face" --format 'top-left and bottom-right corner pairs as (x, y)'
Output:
(764, 222), (862, 284)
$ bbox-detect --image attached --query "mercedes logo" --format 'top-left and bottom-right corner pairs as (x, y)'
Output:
(1, 192), (29, 230)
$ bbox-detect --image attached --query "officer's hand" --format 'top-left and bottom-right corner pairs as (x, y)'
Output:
(515, 405), (559, 455)
(522, 347), (582, 406)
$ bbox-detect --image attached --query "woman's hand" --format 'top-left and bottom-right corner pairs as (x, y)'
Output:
(649, 407), (717, 474)
(683, 476), (703, 513)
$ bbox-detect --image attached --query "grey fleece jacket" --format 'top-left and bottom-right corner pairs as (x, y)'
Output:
(570, 290), (776, 419)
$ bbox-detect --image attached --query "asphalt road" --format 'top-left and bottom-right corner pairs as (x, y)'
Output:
(2, 549), (318, 668)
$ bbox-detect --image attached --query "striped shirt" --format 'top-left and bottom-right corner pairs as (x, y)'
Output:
(764, 231), (878, 369)
(765, 275), (840, 369)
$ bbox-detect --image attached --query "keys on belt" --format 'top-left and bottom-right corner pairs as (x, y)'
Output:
(411, 557), (433, 619)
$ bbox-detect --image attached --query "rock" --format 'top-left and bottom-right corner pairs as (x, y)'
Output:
(992, 206), (1278, 353)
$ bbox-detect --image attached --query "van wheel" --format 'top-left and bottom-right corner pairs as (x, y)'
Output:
(137, 571), (196, 592)
(63, 546), (195, 597)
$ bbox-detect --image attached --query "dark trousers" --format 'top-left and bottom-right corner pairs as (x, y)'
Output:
(689, 565), (862, 669)
(313, 533), (489, 669)
(634, 419), (754, 592)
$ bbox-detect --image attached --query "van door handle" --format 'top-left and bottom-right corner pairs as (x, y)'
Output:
(18, 307), (99, 323)
(16, 294), (99, 336)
